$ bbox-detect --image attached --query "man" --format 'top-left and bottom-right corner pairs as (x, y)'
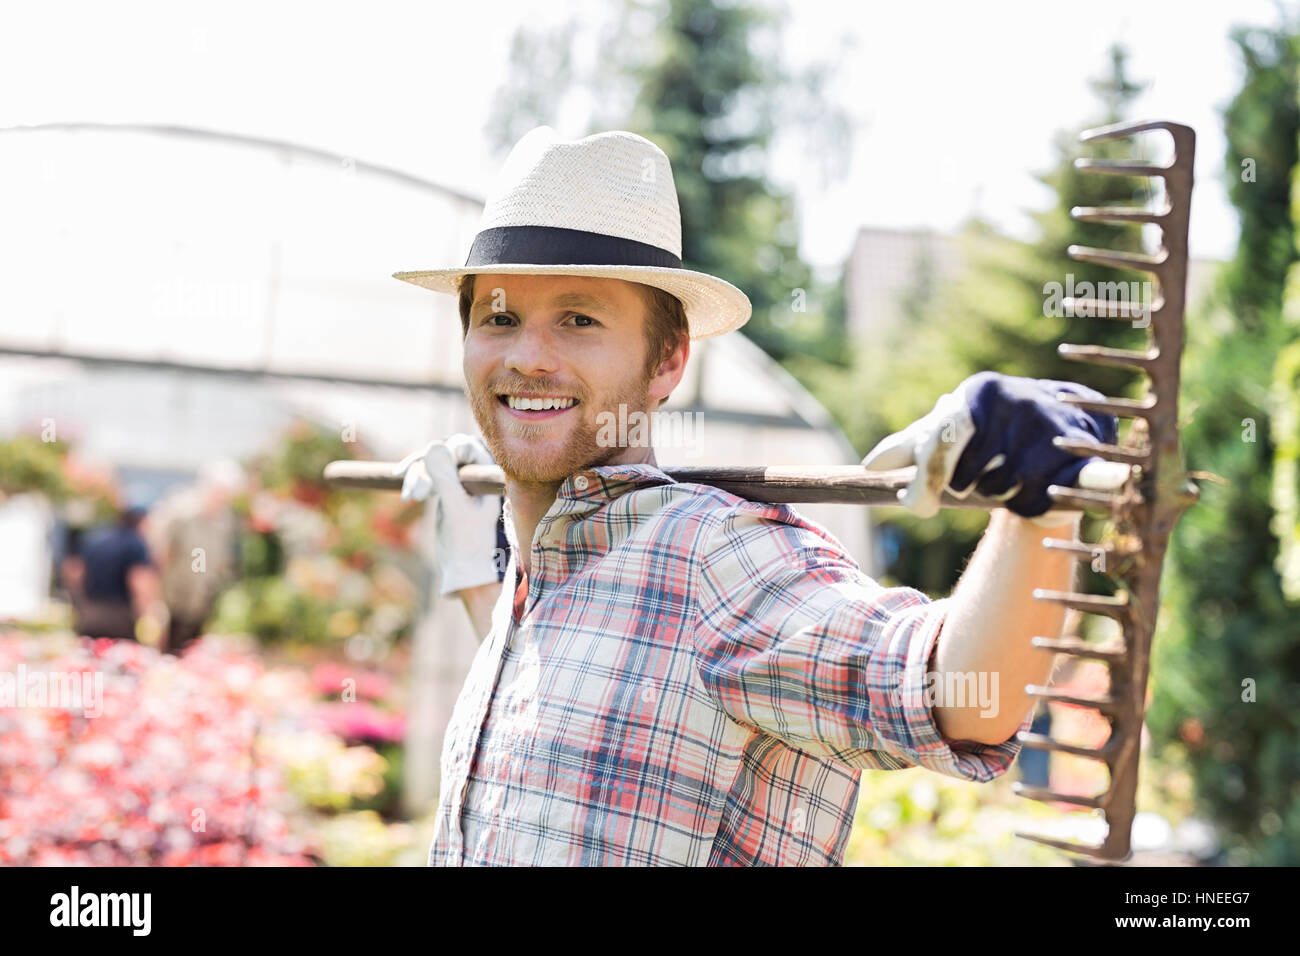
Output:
(76, 504), (167, 643)
(392, 127), (1118, 866)
(146, 458), (245, 655)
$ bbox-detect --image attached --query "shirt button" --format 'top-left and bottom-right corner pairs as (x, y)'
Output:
(573, 474), (589, 491)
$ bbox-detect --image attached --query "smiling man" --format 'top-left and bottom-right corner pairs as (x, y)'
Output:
(460, 272), (689, 568)
(390, 126), (1116, 866)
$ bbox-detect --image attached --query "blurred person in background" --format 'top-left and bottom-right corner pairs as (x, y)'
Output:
(148, 458), (246, 655)
(58, 524), (86, 602)
(54, 498), (97, 614)
(76, 503), (167, 643)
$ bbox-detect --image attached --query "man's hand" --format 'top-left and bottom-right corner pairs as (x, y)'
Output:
(392, 433), (504, 596)
(860, 371), (1127, 523)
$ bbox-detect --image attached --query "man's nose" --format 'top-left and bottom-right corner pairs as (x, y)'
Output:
(503, 322), (561, 376)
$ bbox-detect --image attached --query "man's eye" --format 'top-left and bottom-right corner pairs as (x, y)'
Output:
(569, 313), (597, 327)
(487, 314), (512, 326)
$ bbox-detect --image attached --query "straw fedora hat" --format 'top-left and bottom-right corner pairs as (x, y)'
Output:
(392, 126), (752, 339)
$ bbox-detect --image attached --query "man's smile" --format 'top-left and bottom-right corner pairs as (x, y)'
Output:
(497, 392), (582, 421)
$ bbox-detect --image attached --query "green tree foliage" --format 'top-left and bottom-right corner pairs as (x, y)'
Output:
(797, 46), (1153, 596)
(0, 434), (119, 522)
(1273, 335), (1300, 598)
(1146, 21), (1300, 865)
(623, 0), (823, 361)
(0, 434), (71, 500)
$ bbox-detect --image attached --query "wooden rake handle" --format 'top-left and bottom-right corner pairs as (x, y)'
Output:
(321, 459), (1112, 513)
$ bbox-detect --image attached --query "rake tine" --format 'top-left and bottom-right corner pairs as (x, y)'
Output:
(1059, 296), (1160, 321)
(1052, 437), (1150, 466)
(1071, 204), (1169, 224)
(1039, 538), (1138, 560)
(1031, 589), (1128, 617)
(1023, 685), (1119, 716)
(1039, 534), (1137, 572)
(1058, 343), (1157, 371)
(1015, 732), (1112, 762)
(1067, 244), (1167, 274)
(1038, 539), (1105, 557)
(1045, 486), (1121, 511)
(1057, 393), (1156, 419)
(1014, 831), (1118, 860)
(1030, 635), (1127, 662)
(1073, 158), (1169, 178)
(1079, 117), (1184, 142)
(1011, 783), (1104, 808)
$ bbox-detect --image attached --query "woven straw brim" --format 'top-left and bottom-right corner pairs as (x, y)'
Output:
(392, 265), (751, 340)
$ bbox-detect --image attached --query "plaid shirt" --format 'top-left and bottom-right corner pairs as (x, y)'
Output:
(428, 463), (1033, 866)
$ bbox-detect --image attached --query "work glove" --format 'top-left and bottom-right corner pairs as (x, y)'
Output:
(391, 432), (504, 595)
(860, 371), (1128, 525)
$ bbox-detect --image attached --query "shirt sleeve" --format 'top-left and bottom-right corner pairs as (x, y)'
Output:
(691, 499), (1033, 782)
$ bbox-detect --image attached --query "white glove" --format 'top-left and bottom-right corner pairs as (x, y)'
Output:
(392, 433), (503, 595)
(860, 385), (978, 520)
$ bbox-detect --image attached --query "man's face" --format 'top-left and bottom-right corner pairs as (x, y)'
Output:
(462, 273), (686, 483)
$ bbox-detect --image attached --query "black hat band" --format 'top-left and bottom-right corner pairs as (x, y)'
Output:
(464, 225), (682, 271)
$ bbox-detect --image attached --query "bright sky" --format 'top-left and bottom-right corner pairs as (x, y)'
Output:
(1, 0), (1289, 273)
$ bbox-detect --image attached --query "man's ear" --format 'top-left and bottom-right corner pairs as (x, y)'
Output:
(648, 335), (690, 406)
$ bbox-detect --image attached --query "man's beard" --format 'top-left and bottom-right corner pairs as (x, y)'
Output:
(466, 371), (652, 484)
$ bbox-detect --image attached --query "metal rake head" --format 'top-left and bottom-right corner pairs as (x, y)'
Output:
(1011, 118), (1199, 863)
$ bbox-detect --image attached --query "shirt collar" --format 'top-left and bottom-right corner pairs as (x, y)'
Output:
(500, 462), (678, 555)
(555, 462), (676, 502)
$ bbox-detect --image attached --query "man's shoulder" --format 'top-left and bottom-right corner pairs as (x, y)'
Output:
(621, 475), (855, 564)
(83, 526), (123, 553)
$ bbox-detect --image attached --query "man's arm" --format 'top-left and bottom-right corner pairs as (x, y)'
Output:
(858, 372), (1121, 749)
(693, 499), (1027, 783)
(930, 510), (1078, 745)
(455, 580), (503, 641)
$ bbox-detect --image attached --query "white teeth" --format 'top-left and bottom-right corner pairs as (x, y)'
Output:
(506, 395), (576, 411)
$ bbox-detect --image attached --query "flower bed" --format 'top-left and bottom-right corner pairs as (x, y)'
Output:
(0, 631), (420, 866)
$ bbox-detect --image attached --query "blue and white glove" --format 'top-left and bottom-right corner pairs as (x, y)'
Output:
(391, 432), (504, 595)
(860, 372), (1127, 524)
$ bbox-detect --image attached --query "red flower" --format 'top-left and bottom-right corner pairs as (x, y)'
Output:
(290, 479), (326, 507)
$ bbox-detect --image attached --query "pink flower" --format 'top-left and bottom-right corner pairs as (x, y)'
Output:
(311, 701), (406, 744)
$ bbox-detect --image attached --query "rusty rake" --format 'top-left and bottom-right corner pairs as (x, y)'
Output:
(1006, 117), (1197, 862)
(323, 117), (1197, 864)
